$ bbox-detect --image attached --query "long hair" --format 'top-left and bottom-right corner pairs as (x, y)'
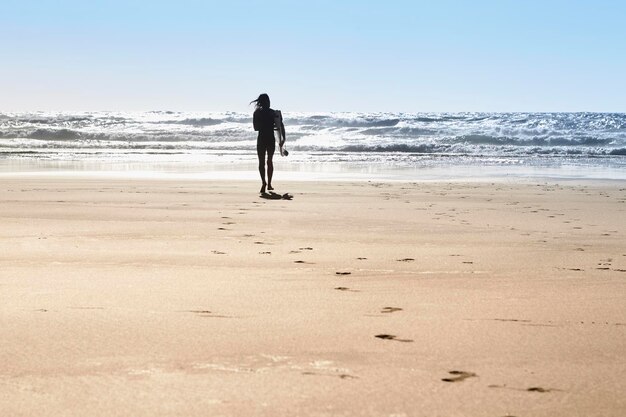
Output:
(250, 93), (270, 110)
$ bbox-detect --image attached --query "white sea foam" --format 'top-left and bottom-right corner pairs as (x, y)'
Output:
(1, 111), (625, 179)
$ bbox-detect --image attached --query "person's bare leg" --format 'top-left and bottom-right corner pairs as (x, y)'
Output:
(267, 150), (274, 191)
(258, 148), (266, 193)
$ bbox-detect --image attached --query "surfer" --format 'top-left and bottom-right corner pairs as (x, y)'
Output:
(251, 93), (285, 194)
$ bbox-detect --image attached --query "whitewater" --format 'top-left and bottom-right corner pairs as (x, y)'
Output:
(1, 111), (625, 180)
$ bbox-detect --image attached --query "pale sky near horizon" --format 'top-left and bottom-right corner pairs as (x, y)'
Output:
(1, 0), (625, 113)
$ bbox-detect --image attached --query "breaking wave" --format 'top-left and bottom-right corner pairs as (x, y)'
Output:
(1, 111), (625, 159)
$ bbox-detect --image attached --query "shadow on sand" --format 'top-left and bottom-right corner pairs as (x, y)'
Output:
(260, 192), (293, 200)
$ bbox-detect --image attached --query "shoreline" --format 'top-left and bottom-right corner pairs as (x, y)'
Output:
(0, 174), (624, 188)
(1, 161), (625, 183)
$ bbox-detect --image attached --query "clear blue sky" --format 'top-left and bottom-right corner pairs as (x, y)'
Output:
(1, 0), (625, 112)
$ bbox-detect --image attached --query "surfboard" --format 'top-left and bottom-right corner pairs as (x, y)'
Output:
(274, 110), (288, 156)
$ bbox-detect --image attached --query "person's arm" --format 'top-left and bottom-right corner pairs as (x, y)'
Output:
(279, 119), (286, 146)
(253, 111), (260, 131)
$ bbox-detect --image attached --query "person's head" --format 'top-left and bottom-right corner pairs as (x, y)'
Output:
(251, 93), (270, 110)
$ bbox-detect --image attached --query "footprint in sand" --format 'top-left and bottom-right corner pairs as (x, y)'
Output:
(374, 334), (413, 343)
(527, 387), (553, 393)
(380, 307), (403, 313)
(287, 248), (312, 254)
(489, 384), (556, 393)
(186, 310), (231, 318)
(441, 370), (477, 382)
(334, 287), (359, 292)
(302, 371), (358, 379)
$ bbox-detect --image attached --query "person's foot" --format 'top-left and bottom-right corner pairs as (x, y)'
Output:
(260, 183), (266, 194)
(267, 184), (274, 191)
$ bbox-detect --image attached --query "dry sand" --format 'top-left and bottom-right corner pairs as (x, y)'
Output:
(1, 177), (625, 417)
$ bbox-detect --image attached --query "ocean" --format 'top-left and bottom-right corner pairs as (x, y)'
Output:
(1, 111), (625, 181)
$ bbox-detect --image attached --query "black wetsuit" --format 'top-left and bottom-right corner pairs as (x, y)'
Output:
(253, 107), (276, 158)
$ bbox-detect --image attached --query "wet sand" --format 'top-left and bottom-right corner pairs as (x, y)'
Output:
(1, 177), (625, 416)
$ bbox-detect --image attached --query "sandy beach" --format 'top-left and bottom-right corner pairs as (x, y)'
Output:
(1, 177), (625, 417)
